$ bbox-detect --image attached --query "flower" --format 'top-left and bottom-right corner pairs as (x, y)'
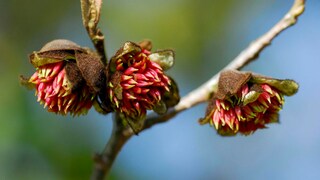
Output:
(28, 61), (94, 116)
(200, 70), (298, 136)
(108, 41), (178, 132)
(22, 39), (105, 116)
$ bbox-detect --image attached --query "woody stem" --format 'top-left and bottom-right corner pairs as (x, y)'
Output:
(91, 113), (132, 180)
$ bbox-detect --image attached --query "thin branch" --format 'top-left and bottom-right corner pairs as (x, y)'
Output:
(91, 113), (131, 180)
(140, 0), (305, 132)
(81, 0), (108, 64)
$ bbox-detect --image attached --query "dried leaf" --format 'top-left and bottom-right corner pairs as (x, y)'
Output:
(75, 51), (105, 93)
(80, 0), (102, 34)
(64, 62), (85, 91)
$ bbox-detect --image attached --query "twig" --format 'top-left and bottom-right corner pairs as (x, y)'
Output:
(140, 0), (305, 132)
(80, 0), (108, 64)
(91, 113), (131, 180)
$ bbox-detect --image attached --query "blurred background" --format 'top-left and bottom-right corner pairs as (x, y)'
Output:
(0, 0), (319, 179)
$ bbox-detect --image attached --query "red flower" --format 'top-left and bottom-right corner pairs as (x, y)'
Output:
(22, 39), (105, 116)
(200, 70), (298, 136)
(212, 83), (283, 135)
(108, 41), (177, 132)
(29, 61), (94, 116)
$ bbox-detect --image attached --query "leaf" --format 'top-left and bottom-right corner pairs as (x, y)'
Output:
(121, 113), (146, 135)
(75, 51), (105, 93)
(250, 75), (299, 96)
(242, 90), (261, 106)
(29, 53), (64, 67)
(80, 0), (102, 35)
(116, 41), (141, 59)
(153, 100), (167, 115)
(162, 77), (180, 108)
(148, 49), (175, 71)
(19, 75), (35, 90)
(29, 39), (82, 67)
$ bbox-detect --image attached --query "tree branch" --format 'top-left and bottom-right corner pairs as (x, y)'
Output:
(91, 113), (131, 180)
(140, 0), (305, 132)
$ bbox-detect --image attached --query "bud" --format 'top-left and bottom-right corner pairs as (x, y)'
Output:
(199, 70), (298, 136)
(107, 40), (179, 133)
(21, 39), (106, 116)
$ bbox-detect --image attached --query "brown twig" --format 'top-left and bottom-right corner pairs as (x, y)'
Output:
(80, 0), (107, 64)
(90, 0), (305, 179)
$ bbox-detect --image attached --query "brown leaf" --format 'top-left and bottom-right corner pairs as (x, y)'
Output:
(75, 51), (105, 93)
(64, 62), (85, 92)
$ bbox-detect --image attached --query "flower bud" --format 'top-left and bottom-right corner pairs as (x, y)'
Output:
(107, 41), (179, 133)
(22, 39), (106, 116)
(199, 70), (298, 136)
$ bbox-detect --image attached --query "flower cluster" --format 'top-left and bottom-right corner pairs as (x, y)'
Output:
(23, 39), (105, 116)
(200, 70), (298, 136)
(107, 41), (178, 132)
(22, 39), (179, 132)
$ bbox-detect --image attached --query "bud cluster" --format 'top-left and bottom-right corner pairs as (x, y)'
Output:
(200, 70), (298, 136)
(107, 41), (178, 132)
(22, 39), (179, 133)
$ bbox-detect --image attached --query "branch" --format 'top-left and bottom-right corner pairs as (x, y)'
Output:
(91, 113), (131, 180)
(80, 0), (107, 64)
(141, 0), (305, 132)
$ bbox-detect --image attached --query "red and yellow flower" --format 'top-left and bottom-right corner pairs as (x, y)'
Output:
(23, 39), (105, 116)
(108, 41), (178, 132)
(200, 70), (298, 136)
